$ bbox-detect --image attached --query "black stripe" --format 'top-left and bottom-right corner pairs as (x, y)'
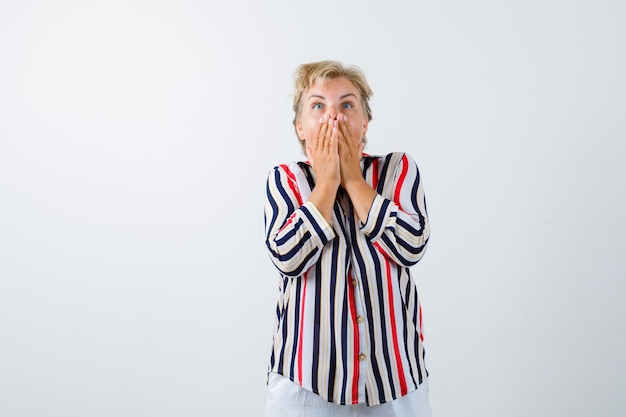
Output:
(333, 201), (347, 235)
(400, 268), (418, 388)
(327, 241), (340, 401)
(376, 154), (393, 195)
(408, 162), (428, 231)
(301, 205), (329, 244)
(275, 218), (304, 245)
(289, 247), (320, 277)
(298, 162), (316, 189)
(311, 261), (322, 395)
(380, 234), (419, 266)
(368, 198), (390, 238)
(414, 335), (424, 385)
(362, 155), (373, 172)
(412, 285), (424, 384)
(270, 277), (287, 370)
(372, 252), (397, 399)
(395, 217), (423, 238)
(288, 277), (302, 380)
(274, 168), (295, 214)
(266, 229), (312, 263)
(410, 162), (421, 213)
(265, 178), (280, 237)
(277, 287), (289, 373)
(340, 260), (349, 404)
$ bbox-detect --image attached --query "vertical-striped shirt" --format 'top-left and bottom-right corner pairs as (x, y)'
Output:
(264, 152), (430, 406)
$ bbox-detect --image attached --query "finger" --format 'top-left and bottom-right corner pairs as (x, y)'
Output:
(339, 116), (353, 144)
(339, 134), (357, 161)
(310, 117), (323, 151)
(338, 124), (357, 162)
(330, 120), (339, 151)
(324, 116), (335, 146)
(320, 117), (334, 152)
(313, 116), (327, 152)
(334, 116), (346, 142)
(317, 115), (331, 151)
(337, 115), (353, 146)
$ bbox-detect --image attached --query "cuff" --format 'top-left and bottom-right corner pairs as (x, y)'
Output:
(300, 201), (336, 247)
(360, 195), (396, 241)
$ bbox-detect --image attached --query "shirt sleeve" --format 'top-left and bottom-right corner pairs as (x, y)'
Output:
(265, 165), (335, 277)
(360, 153), (430, 267)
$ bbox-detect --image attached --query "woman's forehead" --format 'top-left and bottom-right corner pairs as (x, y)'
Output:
(307, 77), (360, 97)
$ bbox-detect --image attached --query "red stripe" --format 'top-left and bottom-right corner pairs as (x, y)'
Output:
(373, 242), (390, 259)
(280, 164), (303, 206)
(278, 213), (298, 234)
(383, 257), (408, 396)
(347, 272), (360, 404)
(393, 155), (409, 211)
(297, 271), (308, 385)
(371, 158), (379, 191)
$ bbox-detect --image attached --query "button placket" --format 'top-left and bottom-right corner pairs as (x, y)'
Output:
(350, 269), (369, 402)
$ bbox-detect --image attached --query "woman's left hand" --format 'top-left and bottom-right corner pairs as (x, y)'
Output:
(336, 114), (376, 223)
(337, 114), (364, 188)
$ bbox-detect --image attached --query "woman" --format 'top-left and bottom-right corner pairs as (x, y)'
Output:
(264, 60), (432, 416)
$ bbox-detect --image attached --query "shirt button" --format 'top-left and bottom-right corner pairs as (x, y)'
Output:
(356, 316), (364, 324)
(351, 279), (358, 287)
(358, 353), (367, 361)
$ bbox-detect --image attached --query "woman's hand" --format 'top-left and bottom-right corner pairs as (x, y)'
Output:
(306, 114), (341, 189)
(337, 114), (364, 188)
(337, 114), (376, 224)
(304, 115), (341, 224)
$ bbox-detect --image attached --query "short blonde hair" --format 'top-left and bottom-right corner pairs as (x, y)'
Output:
(292, 60), (373, 152)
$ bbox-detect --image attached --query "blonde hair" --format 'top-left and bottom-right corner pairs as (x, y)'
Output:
(292, 60), (373, 152)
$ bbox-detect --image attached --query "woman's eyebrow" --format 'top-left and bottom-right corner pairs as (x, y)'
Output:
(307, 93), (357, 100)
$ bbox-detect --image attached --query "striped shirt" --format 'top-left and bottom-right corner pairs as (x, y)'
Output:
(264, 152), (430, 406)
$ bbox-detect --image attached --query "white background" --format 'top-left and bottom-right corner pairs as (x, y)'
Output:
(1, 1), (624, 416)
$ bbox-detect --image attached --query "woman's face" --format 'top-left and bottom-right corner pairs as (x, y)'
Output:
(297, 77), (369, 149)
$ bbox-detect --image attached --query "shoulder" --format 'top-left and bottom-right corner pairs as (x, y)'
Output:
(268, 161), (304, 178)
(267, 161), (313, 188)
(364, 151), (416, 168)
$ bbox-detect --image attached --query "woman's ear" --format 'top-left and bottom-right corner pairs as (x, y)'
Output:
(296, 121), (305, 141)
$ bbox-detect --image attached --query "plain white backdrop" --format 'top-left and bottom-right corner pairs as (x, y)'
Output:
(1, 1), (624, 416)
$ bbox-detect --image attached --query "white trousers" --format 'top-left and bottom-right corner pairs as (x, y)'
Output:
(265, 373), (432, 417)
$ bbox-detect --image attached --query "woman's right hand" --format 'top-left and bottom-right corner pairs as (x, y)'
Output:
(306, 114), (341, 189)
(304, 115), (341, 224)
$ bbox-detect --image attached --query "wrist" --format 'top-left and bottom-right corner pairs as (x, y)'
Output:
(341, 176), (366, 192)
(315, 178), (340, 192)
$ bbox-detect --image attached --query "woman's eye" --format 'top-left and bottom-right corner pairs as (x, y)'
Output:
(342, 103), (353, 109)
(313, 103), (324, 110)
